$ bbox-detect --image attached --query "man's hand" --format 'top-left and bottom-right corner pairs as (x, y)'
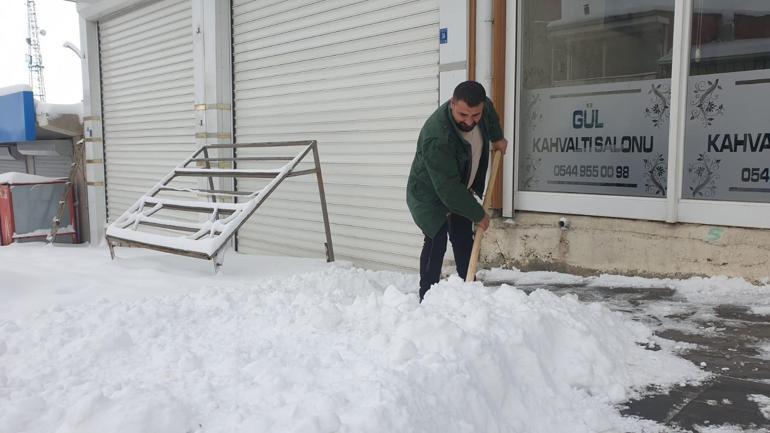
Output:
(478, 213), (490, 231)
(492, 138), (508, 154)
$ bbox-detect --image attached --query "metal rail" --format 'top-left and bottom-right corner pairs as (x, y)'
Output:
(105, 140), (334, 270)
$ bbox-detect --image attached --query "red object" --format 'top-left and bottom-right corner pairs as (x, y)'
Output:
(0, 179), (79, 245)
(0, 186), (15, 245)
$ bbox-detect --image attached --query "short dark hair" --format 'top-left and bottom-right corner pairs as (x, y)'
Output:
(452, 81), (486, 107)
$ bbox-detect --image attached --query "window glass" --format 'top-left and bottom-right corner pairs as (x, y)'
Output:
(682, 1), (770, 202)
(518, 0), (675, 197)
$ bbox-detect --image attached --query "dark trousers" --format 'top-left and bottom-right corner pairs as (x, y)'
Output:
(419, 213), (473, 301)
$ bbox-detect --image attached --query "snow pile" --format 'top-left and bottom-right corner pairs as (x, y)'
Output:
(0, 172), (66, 185)
(0, 246), (707, 433)
(670, 276), (770, 314)
(479, 268), (589, 286)
(482, 268), (770, 316)
(0, 244), (330, 322)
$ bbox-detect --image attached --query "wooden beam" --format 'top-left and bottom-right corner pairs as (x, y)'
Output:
(468, 0), (477, 81)
(491, 0), (506, 210)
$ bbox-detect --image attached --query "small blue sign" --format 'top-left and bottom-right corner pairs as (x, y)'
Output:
(439, 28), (448, 44)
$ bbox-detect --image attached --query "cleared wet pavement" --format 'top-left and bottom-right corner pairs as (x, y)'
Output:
(482, 278), (770, 432)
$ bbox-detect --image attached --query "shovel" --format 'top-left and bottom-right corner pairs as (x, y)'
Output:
(466, 149), (502, 282)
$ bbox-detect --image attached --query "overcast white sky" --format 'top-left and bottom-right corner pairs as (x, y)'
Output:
(0, 0), (82, 103)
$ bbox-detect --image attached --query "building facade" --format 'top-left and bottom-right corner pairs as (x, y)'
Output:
(75, 0), (770, 279)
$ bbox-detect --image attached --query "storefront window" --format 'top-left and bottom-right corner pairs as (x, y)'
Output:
(518, 0), (675, 197)
(682, 1), (770, 202)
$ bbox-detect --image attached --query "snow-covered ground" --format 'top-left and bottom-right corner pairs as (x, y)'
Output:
(696, 425), (770, 433)
(749, 394), (770, 422)
(3, 243), (759, 433)
(481, 269), (770, 355)
(480, 268), (770, 316)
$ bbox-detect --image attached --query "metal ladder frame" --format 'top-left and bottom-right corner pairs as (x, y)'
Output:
(47, 139), (83, 244)
(105, 141), (334, 269)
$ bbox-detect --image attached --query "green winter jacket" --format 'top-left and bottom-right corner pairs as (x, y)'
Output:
(406, 98), (504, 238)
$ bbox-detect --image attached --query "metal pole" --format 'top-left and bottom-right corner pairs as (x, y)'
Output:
(312, 141), (334, 262)
(665, 0), (694, 223)
(201, 146), (217, 203)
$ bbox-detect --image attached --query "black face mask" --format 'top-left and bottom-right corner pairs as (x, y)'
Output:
(456, 121), (477, 132)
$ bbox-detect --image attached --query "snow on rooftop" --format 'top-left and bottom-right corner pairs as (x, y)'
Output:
(0, 84), (32, 97)
(35, 100), (83, 122)
(0, 244), (709, 433)
(0, 171), (66, 185)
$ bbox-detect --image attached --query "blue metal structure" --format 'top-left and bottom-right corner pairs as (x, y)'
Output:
(0, 90), (36, 143)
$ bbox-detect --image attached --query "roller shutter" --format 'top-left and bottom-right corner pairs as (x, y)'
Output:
(33, 155), (71, 178)
(232, 0), (439, 270)
(99, 0), (196, 222)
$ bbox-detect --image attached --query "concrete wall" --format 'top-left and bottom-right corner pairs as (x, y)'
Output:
(481, 212), (770, 282)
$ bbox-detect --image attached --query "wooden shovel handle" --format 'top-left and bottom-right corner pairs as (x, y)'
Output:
(466, 150), (502, 282)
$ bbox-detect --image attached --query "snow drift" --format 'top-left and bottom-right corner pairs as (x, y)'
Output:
(0, 245), (706, 433)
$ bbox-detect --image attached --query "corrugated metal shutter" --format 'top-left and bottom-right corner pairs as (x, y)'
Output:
(0, 152), (26, 174)
(232, 0), (439, 270)
(99, 0), (196, 222)
(33, 155), (71, 178)
(0, 161), (26, 174)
